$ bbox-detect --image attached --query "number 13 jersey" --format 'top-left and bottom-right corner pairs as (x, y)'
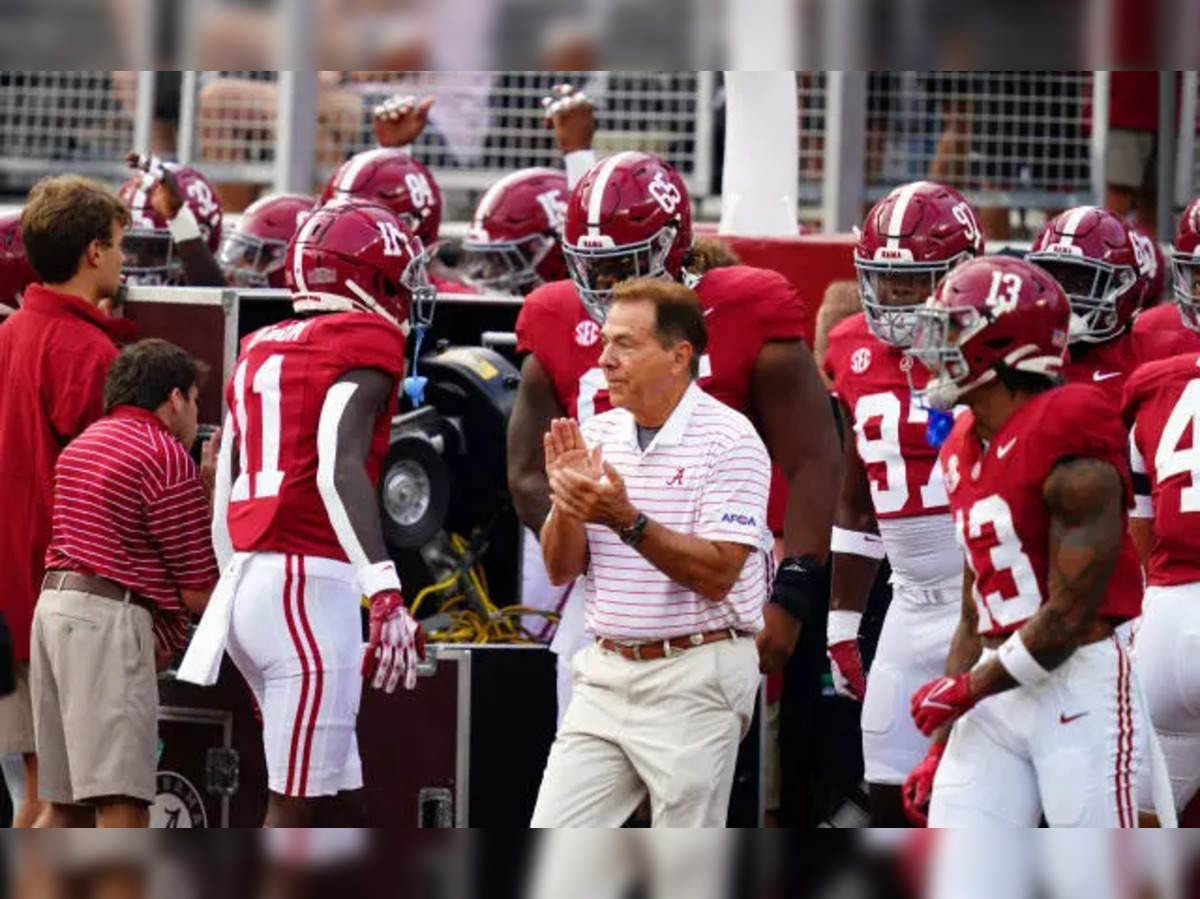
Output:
(225, 312), (407, 560)
(938, 382), (1142, 636)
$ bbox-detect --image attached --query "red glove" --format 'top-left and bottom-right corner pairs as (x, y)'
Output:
(362, 589), (425, 693)
(902, 741), (946, 826)
(827, 640), (867, 701)
(910, 672), (975, 736)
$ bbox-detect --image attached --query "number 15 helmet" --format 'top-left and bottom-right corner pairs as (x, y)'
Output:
(562, 151), (692, 323)
(907, 256), (1070, 411)
(854, 180), (985, 347)
(284, 199), (434, 332)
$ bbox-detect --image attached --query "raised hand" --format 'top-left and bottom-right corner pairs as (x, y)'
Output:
(542, 84), (595, 153)
(372, 94), (434, 148)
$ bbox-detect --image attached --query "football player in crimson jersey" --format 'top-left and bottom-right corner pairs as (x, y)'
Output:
(460, 168), (568, 295)
(1027, 206), (1178, 399)
(0, 210), (35, 321)
(823, 180), (984, 825)
(505, 150), (841, 723)
(1122, 350), (1200, 820)
(119, 154), (226, 287)
(901, 255), (1149, 827)
(193, 199), (430, 826)
(1134, 195), (1200, 354)
(218, 193), (315, 288)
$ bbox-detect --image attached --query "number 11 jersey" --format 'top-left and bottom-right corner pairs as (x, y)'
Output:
(225, 312), (407, 560)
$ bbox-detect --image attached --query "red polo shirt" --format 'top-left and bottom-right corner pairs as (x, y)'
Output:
(0, 284), (125, 661)
(45, 405), (219, 653)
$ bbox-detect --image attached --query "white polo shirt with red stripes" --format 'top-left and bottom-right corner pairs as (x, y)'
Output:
(578, 381), (771, 641)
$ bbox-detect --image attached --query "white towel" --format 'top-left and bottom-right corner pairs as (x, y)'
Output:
(176, 553), (249, 686)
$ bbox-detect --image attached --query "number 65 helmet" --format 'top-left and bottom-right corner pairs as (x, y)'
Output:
(284, 199), (434, 332)
(906, 256), (1070, 411)
(562, 151), (692, 323)
(854, 180), (985, 347)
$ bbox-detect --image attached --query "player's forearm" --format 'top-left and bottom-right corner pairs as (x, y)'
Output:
(211, 414), (235, 568)
(829, 552), (880, 614)
(630, 520), (750, 604)
(322, 457), (391, 566)
(175, 240), (228, 287)
(510, 467), (552, 535)
(540, 504), (588, 585)
(780, 453), (840, 560)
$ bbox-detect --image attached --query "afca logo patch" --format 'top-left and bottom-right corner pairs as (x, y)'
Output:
(721, 512), (756, 526)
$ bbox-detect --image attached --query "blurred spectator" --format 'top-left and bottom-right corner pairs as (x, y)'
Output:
(0, 175), (130, 829)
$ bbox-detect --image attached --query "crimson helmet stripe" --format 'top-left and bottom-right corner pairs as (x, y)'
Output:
(587, 151), (640, 236)
(335, 147), (392, 193)
(884, 182), (921, 250)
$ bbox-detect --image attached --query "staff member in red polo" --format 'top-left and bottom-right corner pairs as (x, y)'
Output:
(531, 279), (770, 828)
(0, 175), (131, 827)
(31, 338), (219, 827)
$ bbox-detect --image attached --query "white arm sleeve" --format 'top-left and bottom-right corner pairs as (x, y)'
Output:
(211, 412), (235, 569)
(1129, 425), (1154, 519)
(316, 381), (373, 571)
(564, 149), (597, 190)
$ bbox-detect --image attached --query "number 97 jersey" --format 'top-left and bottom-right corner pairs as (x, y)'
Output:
(1123, 352), (1200, 587)
(225, 312), (407, 560)
(939, 382), (1143, 636)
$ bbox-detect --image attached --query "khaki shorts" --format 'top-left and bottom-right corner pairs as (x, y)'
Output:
(29, 588), (158, 805)
(1107, 128), (1156, 190)
(0, 661), (35, 754)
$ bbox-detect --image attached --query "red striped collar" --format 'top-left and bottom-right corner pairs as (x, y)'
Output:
(108, 404), (170, 432)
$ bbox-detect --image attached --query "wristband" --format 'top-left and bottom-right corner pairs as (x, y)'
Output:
(769, 555), (826, 621)
(357, 560), (402, 598)
(826, 609), (862, 644)
(564, 149), (597, 190)
(996, 631), (1051, 687)
(830, 526), (886, 560)
(168, 203), (202, 243)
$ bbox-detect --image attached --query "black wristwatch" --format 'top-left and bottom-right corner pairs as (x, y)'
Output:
(617, 511), (648, 546)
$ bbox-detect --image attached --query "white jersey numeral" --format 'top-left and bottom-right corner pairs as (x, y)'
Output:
(956, 495), (1042, 629)
(230, 354), (285, 501)
(853, 391), (946, 514)
(1153, 378), (1200, 512)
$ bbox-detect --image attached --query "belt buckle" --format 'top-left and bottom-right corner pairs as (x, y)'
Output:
(689, 632), (704, 647)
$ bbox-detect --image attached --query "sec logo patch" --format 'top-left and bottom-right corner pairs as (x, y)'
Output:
(575, 320), (600, 347)
(850, 347), (871, 374)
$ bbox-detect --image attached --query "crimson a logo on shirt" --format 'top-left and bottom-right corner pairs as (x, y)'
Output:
(850, 347), (872, 374)
(575, 320), (600, 347)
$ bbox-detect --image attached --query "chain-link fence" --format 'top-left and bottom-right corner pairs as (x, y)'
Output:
(0, 72), (138, 188)
(6, 70), (1199, 229)
(865, 71), (1095, 209)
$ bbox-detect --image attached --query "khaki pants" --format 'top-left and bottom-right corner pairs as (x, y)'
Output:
(29, 588), (158, 805)
(531, 636), (760, 827)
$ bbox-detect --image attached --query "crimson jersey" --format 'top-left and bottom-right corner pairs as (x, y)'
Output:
(1062, 329), (1181, 401)
(939, 383), (1142, 636)
(515, 266), (807, 531)
(823, 313), (948, 520)
(1123, 353), (1200, 586)
(225, 312), (406, 560)
(1133, 303), (1200, 355)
